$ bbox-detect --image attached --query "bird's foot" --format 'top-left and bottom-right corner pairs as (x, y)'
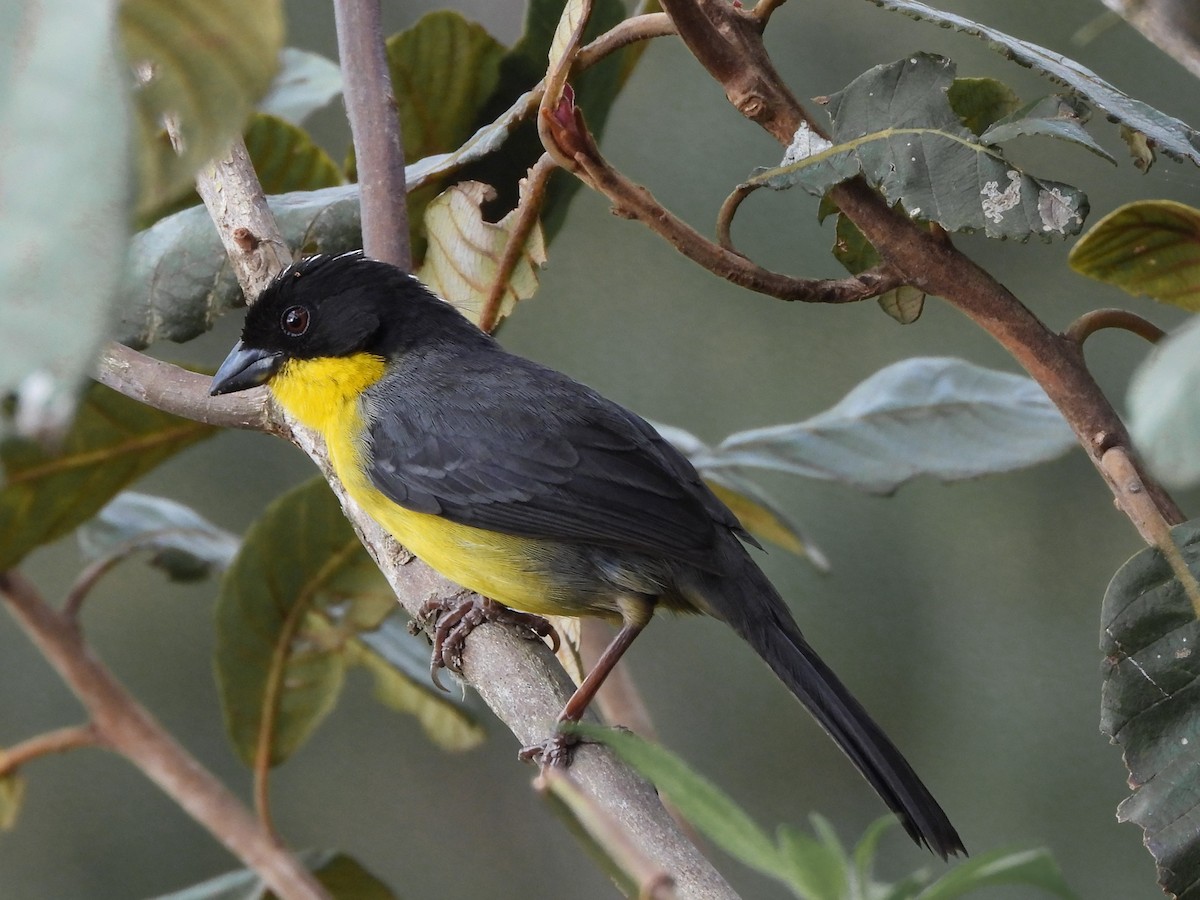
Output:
(409, 593), (560, 692)
(517, 730), (579, 767)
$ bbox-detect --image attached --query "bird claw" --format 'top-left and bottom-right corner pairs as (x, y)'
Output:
(517, 731), (579, 767)
(410, 593), (561, 692)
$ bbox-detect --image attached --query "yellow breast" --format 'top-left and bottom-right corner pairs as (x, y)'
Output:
(268, 354), (577, 615)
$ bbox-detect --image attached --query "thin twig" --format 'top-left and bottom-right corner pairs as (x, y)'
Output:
(333, 0), (411, 268)
(0, 724), (101, 776)
(751, 0), (789, 25)
(715, 183), (758, 253)
(1064, 308), (1167, 347)
(479, 154), (558, 334)
(0, 571), (329, 900)
(540, 101), (898, 303)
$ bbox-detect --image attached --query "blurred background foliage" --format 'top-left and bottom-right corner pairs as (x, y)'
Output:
(4, 0), (1200, 897)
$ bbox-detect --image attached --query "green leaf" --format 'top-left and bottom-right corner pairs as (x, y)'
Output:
(913, 846), (1076, 899)
(0, 382), (216, 570)
(750, 54), (1088, 241)
(852, 816), (899, 888)
(1100, 519), (1200, 900)
(0, 0), (130, 420)
(300, 852), (397, 900)
(695, 357), (1075, 495)
(980, 95), (1116, 164)
(1129, 317), (1200, 489)
(387, 12), (506, 165)
(946, 77), (1021, 135)
(830, 214), (926, 324)
(259, 48), (342, 126)
(77, 491), (239, 582)
(120, 0), (283, 217)
(152, 850), (398, 900)
(216, 478), (392, 766)
(456, 0), (631, 239)
(118, 113), (544, 350)
(117, 183), (359, 349)
(877, 286), (926, 325)
(349, 617), (485, 752)
(1068, 200), (1200, 310)
(216, 478), (478, 767)
(417, 181), (547, 329)
(775, 822), (849, 900)
(245, 114), (345, 195)
(567, 724), (790, 883)
(0, 770), (24, 831)
(868, 0), (1200, 167)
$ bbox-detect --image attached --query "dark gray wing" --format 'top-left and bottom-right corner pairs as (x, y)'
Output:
(364, 350), (749, 571)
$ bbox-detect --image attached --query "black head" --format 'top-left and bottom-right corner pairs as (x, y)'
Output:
(210, 252), (486, 395)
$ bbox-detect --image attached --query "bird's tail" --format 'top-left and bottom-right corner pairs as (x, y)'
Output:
(685, 546), (966, 859)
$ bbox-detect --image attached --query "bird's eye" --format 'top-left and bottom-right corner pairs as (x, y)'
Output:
(281, 305), (310, 336)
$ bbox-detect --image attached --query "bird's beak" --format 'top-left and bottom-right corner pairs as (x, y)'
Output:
(210, 342), (283, 396)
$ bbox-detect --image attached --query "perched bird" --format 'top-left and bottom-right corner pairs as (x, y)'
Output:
(211, 251), (964, 858)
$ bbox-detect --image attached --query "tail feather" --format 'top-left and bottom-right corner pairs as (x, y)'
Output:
(689, 548), (966, 859)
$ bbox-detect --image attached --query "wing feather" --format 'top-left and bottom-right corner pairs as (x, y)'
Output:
(363, 350), (745, 570)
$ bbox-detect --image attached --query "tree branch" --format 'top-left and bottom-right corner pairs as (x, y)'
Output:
(0, 570), (329, 900)
(658, 0), (1185, 533)
(333, 0), (411, 268)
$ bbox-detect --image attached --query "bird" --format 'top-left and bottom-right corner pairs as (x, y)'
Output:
(210, 250), (965, 858)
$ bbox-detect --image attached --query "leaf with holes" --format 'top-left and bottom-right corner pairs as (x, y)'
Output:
(215, 478), (480, 767)
(750, 54), (1087, 241)
(120, 0), (283, 217)
(1101, 520), (1200, 900)
(869, 0), (1200, 167)
(0, 383), (216, 570)
(418, 181), (546, 329)
(1069, 200), (1200, 311)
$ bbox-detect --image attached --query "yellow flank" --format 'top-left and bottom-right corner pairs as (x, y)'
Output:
(269, 354), (578, 617)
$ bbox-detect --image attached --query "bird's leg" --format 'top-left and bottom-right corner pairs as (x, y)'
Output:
(520, 616), (648, 766)
(409, 591), (560, 692)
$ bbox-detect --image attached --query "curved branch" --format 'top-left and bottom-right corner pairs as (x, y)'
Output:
(541, 104), (896, 303)
(1064, 308), (1167, 347)
(0, 724), (101, 776)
